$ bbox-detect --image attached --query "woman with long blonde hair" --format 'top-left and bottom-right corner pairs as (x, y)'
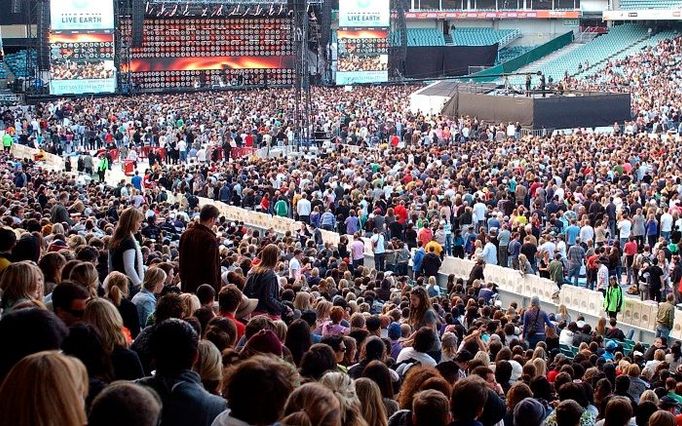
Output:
(104, 271), (140, 338)
(355, 378), (388, 426)
(0, 261), (44, 314)
(70, 261), (100, 298)
(194, 340), (223, 395)
(83, 298), (144, 380)
(319, 372), (368, 426)
(0, 351), (88, 426)
(108, 207), (145, 288)
(282, 382), (342, 426)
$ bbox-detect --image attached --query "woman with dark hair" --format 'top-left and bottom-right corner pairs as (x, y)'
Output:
(243, 244), (287, 319)
(348, 336), (388, 379)
(408, 286), (441, 362)
(62, 322), (113, 408)
(299, 343), (337, 382)
(39, 252), (66, 296)
(362, 360), (398, 417)
(285, 319), (312, 367)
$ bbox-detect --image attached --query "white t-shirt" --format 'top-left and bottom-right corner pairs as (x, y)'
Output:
(370, 233), (386, 254)
(473, 202), (487, 223)
(617, 219), (632, 239)
(395, 347), (437, 367)
(289, 257), (301, 279)
(661, 213), (673, 232)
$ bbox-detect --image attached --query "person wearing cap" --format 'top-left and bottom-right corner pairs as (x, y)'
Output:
(522, 296), (554, 349)
(513, 397), (547, 426)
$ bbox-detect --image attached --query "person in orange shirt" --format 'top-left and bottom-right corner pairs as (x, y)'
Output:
(418, 224), (433, 247)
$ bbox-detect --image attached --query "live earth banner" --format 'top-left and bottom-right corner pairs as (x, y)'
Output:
(49, 0), (116, 95)
(50, 0), (115, 31)
(339, 0), (390, 28)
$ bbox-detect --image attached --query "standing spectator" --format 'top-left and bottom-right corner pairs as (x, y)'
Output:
(371, 228), (386, 272)
(179, 205), (221, 294)
(108, 207), (145, 291)
(623, 237), (638, 287)
(566, 239), (585, 287)
(655, 293), (675, 339)
(647, 258), (665, 302)
(522, 296), (554, 349)
(549, 253), (565, 288)
(422, 246), (442, 279)
(603, 276), (624, 320)
(351, 233), (366, 271)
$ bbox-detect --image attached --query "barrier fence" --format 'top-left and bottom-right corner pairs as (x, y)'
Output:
(200, 196), (672, 341)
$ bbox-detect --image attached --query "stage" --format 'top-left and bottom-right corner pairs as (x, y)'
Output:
(412, 80), (632, 130)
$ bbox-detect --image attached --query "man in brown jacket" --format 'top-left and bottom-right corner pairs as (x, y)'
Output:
(179, 204), (221, 294)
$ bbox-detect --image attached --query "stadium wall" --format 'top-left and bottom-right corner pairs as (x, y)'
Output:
(462, 30), (574, 82)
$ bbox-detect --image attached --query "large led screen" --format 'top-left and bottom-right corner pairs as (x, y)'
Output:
(49, 0), (116, 95)
(335, 29), (389, 85)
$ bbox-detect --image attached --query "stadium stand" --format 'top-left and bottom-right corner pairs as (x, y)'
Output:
(451, 27), (521, 48)
(497, 45), (536, 64)
(573, 28), (677, 79)
(618, 0), (682, 9)
(509, 24), (654, 85)
(405, 28), (446, 46)
(3, 50), (36, 78)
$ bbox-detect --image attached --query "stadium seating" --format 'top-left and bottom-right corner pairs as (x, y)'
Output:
(3, 50), (36, 78)
(497, 45), (536, 64)
(573, 28), (677, 79)
(0, 62), (7, 79)
(451, 27), (521, 48)
(395, 27), (521, 48)
(405, 28), (446, 46)
(618, 0), (682, 9)
(510, 24), (651, 85)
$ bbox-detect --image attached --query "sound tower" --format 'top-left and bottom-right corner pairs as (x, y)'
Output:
(131, 0), (144, 48)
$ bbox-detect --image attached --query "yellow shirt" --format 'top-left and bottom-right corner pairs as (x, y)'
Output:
(424, 241), (443, 256)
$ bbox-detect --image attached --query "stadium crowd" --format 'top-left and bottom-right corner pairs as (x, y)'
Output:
(0, 31), (682, 426)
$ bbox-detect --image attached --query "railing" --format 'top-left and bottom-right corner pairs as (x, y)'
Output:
(498, 29), (522, 49)
(198, 195), (679, 342)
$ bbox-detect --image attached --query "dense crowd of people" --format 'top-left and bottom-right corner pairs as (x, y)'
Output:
(1, 30), (682, 426)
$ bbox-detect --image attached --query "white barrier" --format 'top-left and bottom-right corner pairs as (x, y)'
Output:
(11, 143), (63, 169)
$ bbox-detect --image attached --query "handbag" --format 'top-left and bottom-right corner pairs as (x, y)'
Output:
(526, 308), (541, 336)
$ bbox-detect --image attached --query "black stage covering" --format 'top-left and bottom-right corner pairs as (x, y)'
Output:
(404, 45), (498, 79)
(442, 90), (631, 130)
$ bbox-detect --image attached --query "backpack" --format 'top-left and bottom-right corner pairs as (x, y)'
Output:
(395, 358), (422, 379)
